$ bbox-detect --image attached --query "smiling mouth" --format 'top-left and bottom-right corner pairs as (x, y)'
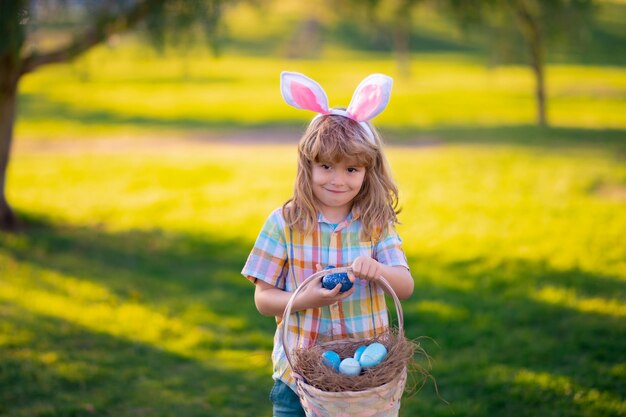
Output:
(324, 188), (347, 194)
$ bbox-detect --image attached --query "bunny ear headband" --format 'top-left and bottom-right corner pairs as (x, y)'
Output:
(280, 71), (393, 144)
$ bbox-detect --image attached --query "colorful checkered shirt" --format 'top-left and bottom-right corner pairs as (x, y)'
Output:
(242, 207), (409, 390)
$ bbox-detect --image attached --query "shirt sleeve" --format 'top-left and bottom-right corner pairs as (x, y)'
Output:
(375, 225), (409, 270)
(241, 209), (289, 289)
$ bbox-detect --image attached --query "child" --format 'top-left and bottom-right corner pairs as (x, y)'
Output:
(242, 72), (414, 417)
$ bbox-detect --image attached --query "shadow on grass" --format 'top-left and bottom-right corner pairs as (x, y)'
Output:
(18, 92), (626, 152)
(0, 303), (269, 417)
(17, 92), (301, 133)
(1, 215), (625, 417)
(0, 213), (275, 348)
(329, 20), (479, 54)
(402, 255), (626, 417)
(0, 214), (276, 417)
(382, 125), (626, 151)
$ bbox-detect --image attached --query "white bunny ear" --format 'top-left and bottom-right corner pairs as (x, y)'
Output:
(346, 74), (393, 122)
(280, 71), (330, 115)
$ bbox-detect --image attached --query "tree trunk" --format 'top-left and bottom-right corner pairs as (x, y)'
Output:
(0, 1), (152, 232)
(393, 5), (411, 79)
(0, 70), (19, 231)
(529, 39), (547, 127)
(513, 2), (548, 126)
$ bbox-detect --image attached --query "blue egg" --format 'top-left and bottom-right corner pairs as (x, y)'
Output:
(321, 350), (341, 371)
(359, 343), (388, 368)
(321, 266), (353, 293)
(339, 358), (362, 376)
(354, 345), (367, 362)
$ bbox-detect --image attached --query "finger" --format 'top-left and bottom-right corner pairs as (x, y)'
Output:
(372, 264), (383, 281)
(374, 266), (383, 280)
(367, 262), (379, 281)
(371, 271), (380, 282)
(316, 263), (323, 272)
(340, 287), (356, 299)
(369, 264), (378, 281)
(326, 283), (342, 297)
(347, 271), (356, 283)
(361, 263), (372, 280)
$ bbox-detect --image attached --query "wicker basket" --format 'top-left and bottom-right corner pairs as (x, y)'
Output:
(282, 267), (408, 417)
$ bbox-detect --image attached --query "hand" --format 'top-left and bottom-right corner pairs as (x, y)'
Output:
(294, 264), (355, 310)
(350, 256), (383, 282)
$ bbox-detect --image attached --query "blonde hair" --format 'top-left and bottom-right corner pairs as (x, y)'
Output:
(282, 114), (400, 240)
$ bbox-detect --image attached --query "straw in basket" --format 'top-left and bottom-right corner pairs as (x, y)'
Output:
(282, 267), (410, 417)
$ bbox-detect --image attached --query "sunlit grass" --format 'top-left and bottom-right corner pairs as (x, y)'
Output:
(533, 285), (626, 317)
(8, 142), (626, 275)
(488, 365), (626, 415)
(1, 270), (216, 355)
(2, 137), (625, 416)
(391, 145), (626, 276)
(3, 0), (625, 413)
(404, 300), (469, 320)
(14, 37), (626, 140)
(7, 143), (296, 235)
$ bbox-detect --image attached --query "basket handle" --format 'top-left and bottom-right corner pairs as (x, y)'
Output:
(281, 266), (404, 371)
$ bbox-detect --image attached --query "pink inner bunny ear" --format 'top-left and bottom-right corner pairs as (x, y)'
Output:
(281, 72), (330, 114)
(346, 74), (393, 122)
(291, 82), (328, 114)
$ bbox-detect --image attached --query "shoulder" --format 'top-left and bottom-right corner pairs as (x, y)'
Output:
(269, 207), (287, 225)
(261, 207), (284, 222)
(375, 222), (402, 242)
(254, 208), (289, 244)
(368, 221), (398, 239)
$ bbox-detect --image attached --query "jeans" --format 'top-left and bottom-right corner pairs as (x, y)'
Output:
(270, 379), (306, 417)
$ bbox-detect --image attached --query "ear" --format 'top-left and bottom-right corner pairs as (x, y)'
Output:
(280, 71), (330, 114)
(346, 74), (393, 122)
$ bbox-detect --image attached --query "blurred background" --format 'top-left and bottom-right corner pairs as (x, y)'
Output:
(0, 0), (625, 416)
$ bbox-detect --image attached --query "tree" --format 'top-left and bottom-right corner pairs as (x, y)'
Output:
(442, 0), (595, 126)
(336, 0), (425, 78)
(0, 0), (224, 231)
(391, 0), (423, 78)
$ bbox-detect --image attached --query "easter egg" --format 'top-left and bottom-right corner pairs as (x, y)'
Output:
(321, 266), (353, 293)
(339, 358), (362, 376)
(321, 350), (341, 371)
(359, 343), (388, 368)
(354, 345), (367, 362)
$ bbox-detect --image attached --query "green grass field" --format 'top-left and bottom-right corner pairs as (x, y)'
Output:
(1, 137), (625, 416)
(15, 44), (626, 140)
(2, 1), (626, 415)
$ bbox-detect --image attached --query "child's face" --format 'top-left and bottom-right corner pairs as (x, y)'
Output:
(311, 158), (366, 220)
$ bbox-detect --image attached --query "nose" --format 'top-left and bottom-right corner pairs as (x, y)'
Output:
(330, 171), (346, 185)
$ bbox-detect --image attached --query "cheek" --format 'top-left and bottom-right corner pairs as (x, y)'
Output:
(354, 174), (366, 189)
(311, 169), (324, 185)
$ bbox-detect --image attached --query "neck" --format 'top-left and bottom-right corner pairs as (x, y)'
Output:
(320, 207), (351, 223)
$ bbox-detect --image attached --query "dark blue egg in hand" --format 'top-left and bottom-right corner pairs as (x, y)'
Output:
(321, 266), (353, 293)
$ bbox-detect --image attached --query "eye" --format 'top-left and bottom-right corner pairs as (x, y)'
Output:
(320, 164), (331, 170)
(347, 167), (360, 173)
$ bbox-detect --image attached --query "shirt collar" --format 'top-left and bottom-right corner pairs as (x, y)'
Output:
(317, 209), (360, 226)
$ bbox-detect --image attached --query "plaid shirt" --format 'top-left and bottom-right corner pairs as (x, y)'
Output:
(242, 207), (409, 390)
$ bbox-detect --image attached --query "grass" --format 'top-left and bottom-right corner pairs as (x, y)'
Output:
(2, 1), (625, 414)
(1, 138), (625, 416)
(12, 0), (626, 140)
(14, 39), (626, 140)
